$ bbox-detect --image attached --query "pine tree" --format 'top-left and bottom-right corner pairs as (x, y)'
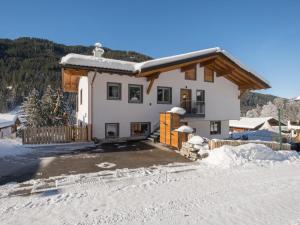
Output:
(40, 85), (56, 126)
(52, 89), (70, 126)
(21, 89), (41, 127)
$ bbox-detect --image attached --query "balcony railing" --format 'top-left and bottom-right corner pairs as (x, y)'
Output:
(180, 100), (205, 117)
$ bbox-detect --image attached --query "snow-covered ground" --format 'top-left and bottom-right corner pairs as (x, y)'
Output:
(0, 144), (300, 225)
(0, 138), (33, 158)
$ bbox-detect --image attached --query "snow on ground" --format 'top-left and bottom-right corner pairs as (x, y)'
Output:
(0, 144), (300, 225)
(202, 143), (299, 168)
(0, 138), (33, 158)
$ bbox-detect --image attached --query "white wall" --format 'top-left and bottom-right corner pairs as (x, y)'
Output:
(77, 77), (89, 125)
(183, 119), (230, 139)
(78, 65), (240, 139)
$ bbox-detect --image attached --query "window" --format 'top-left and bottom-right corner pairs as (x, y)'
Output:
(204, 67), (214, 82)
(194, 90), (205, 116)
(128, 84), (143, 103)
(131, 122), (151, 136)
(210, 121), (221, 135)
(185, 68), (196, 80)
(157, 87), (172, 104)
(107, 82), (121, 100)
(105, 123), (119, 138)
(80, 89), (83, 105)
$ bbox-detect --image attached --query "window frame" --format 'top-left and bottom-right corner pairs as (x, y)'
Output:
(210, 121), (221, 135)
(107, 82), (122, 100)
(157, 86), (172, 104)
(204, 67), (214, 83)
(130, 122), (151, 137)
(105, 123), (120, 139)
(128, 84), (143, 104)
(195, 90), (205, 116)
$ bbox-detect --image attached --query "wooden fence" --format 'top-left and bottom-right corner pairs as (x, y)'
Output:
(209, 139), (291, 151)
(22, 126), (89, 145)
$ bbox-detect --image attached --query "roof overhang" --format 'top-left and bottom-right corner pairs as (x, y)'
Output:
(61, 48), (271, 93)
(137, 52), (270, 90)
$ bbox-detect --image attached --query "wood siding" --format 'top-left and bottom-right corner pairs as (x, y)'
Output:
(160, 112), (186, 149)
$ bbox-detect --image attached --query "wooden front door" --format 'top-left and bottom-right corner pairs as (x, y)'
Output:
(180, 89), (192, 113)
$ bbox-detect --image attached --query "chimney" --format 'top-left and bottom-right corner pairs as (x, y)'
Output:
(93, 42), (104, 58)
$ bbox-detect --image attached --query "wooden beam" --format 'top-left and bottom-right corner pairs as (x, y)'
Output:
(146, 73), (160, 94)
(146, 73), (160, 81)
(216, 69), (234, 76)
(199, 59), (216, 67)
(238, 89), (248, 99)
(181, 64), (196, 72)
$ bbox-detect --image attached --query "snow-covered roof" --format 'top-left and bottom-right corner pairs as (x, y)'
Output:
(229, 117), (275, 129)
(60, 47), (270, 86)
(136, 48), (219, 71)
(0, 113), (18, 129)
(61, 53), (137, 72)
(292, 96), (300, 101)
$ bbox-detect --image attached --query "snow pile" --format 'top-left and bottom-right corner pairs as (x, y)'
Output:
(175, 125), (193, 133)
(167, 107), (186, 115)
(188, 135), (204, 145)
(0, 139), (32, 158)
(202, 144), (299, 168)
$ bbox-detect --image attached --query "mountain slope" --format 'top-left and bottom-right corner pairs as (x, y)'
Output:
(240, 92), (281, 115)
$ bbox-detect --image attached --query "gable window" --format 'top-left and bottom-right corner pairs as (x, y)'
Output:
(204, 67), (214, 82)
(131, 122), (151, 136)
(194, 90), (205, 116)
(105, 123), (119, 138)
(128, 84), (143, 103)
(185, 68), (196, 80)
(210, 121), (221, 135)
(157, 86), (172, 104)
(80, 89), (83, 105)
(107, 82), (121, 100)
(181, 65), (196, 80)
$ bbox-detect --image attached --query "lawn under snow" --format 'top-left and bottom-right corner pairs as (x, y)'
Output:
(1, 144), (300, 225)
(0, 139), (32, 158)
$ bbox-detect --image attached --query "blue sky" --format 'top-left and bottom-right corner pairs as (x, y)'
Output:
(1, 0), (300, 98)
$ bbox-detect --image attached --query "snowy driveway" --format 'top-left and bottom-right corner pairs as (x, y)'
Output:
(0, 141), (190, 185)
(1, 158), (300, 225)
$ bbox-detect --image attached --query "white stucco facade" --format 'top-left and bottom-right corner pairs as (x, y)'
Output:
(77, 65), (240, 140)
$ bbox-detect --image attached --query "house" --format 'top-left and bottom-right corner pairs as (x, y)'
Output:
(60, 44), (270, 142)
(0, 113), (20, 138)
(229, 117), (285, 133)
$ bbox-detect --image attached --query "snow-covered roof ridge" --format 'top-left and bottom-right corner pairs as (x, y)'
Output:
(229, 117), (275, 129)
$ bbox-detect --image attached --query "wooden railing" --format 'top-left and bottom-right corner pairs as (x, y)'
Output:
(22, 126), (89, 145)
(209, 139), (291, 151)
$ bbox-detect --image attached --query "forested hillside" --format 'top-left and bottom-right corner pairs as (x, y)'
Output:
(240, 92), (281, 115)
(0, 37), (151, 112)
